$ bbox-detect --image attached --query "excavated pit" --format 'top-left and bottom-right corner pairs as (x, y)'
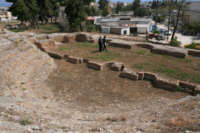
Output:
(0, 30), (200, 133)
(47, 60), (186, 112)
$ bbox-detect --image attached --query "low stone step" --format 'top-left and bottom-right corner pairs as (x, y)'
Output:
(119, 68), (138, 80)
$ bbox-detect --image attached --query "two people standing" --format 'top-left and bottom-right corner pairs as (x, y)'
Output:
(98, 36), (107, 52)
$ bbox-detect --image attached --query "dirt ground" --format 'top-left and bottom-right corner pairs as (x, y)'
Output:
(47, 60), (186, 111)
(43, 59), (200, 133)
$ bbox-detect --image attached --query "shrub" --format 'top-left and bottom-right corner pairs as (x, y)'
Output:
(170, 37), (181, 47)
(19, 119), (32, 126)
(85, 25), (94, 32)
(185, 42), (200, 50)
(153, 30), (160, 34)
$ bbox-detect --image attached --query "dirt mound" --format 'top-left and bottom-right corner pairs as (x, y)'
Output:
(0, 31), (56, 98)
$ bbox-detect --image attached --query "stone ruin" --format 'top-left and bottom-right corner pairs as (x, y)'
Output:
(0, 29), (200, 132)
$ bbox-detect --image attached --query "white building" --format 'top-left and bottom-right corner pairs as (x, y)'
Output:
(99, 17), (154, 35)
(0, 11), (12, 22)
(110, 27), (130, 35)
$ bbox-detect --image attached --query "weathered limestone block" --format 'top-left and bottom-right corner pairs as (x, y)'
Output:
(67, 56), (83, 64)
(195, 85), (200, 93)
(136, 43), (154, 50)
(48, 52), (62, 60)
(137, 72), (144, 80)
(28, 38), (37, 44)
(75, 32), (89, 42)
(151, 45), (188, 58)
(188, 49), (200, 57)
(110, 62), (125, 71)
(88, 36), (97, 43)
(179, 81), (196, 90)
(34, 39), (56, 52)
(83, 58), (89, 63)
(63, 54), (69, 59)
(154, 77), (179, 91)
(119, 68), (138, 80)
(109, 40), (132, 49)
(48, 33), (65, 42)
(144, 72), (157, 81)
(87, 61), (105, 71)
(35, 34), (48, 40)
(63, 34), (75, 43)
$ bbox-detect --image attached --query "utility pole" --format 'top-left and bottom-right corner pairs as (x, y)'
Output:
(171, 0), (184, 42)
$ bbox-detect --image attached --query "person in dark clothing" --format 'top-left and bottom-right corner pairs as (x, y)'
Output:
(102, 35), (107, 51)
(98, 36), (103, 52)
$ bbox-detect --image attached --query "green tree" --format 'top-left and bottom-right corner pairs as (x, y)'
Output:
(64, 0), (94, 31)
(7, 0), (59, 28)
(25, 0), (39, 28)
(102, 5), (111, 16)
(115, 2), (123, 14)
(8, 0), (29, 23)
(37, 0), (58, 23)
(135, 8), (151, 17)
(132, 0), (140, 16)
(85, 6), (100, 16)
(98, 0), (109, 10)
(121, 4), (132, 11)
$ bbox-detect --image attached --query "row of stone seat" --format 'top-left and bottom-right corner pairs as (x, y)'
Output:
(108, 40), (200, 58)
(120, 68), (200, 95)
(52, 53), (200, 95)
(137, 43), (200, 58)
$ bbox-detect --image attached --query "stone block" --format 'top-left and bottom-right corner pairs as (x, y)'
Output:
(109, 41), (132, 49)
(48, 52), (62, 60)
(110, 62), (125, 71)
(137, 43), (154, 50)
(63, 34), (75, 43)
(195, 85), (200, 93)
(67, 56), (83, 64)
(188, 49), (200, 57)
(179, 81), (196, 90)
(151, 45), (187, 58)
(75, 33), (89, 42)
(179, 81), (198, 94)
(35, 34), (48, 40)
(154, 77), (179, 91)
(119, 68), (138, 80)
(83, 58), (89, 63)
(87, 61), (105, 71)
(63, 54), (69, 59)
(34, 39), (56, 52)
(144, 72), (157, 81)
(88, 36), (97, 43)
(137, 72), (144, 80)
